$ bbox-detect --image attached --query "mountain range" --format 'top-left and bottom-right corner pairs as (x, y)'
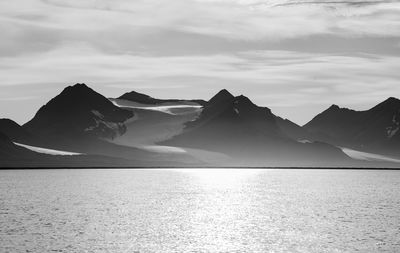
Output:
(304, 97), (400, 157)
(1, 83), (399, 168)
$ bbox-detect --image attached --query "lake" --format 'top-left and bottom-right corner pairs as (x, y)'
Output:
(1, 169), (400, 252)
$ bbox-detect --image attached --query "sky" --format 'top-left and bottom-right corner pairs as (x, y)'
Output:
(0, 0), (400, 125)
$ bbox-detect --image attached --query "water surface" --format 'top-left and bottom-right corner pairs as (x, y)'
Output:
(1, 169), (400, 252)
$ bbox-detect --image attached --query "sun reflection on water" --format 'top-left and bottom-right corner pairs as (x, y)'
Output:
(174, 168), (261, 189)
(165, 169), (261, 251)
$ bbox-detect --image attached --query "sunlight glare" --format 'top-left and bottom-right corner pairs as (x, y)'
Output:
(177, 169), (260, 189)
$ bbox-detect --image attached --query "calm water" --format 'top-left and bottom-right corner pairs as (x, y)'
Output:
(1, 169), (400, 253)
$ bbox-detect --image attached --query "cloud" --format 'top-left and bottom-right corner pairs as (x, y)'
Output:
(1, 0), (399, 60)
(1, 0), (399, 44)
(1, 0), (399, 124)
(1, 44), (399, 104)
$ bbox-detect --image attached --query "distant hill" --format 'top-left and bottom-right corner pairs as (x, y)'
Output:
(0, 118), (32, 142)
(304, 97), (400, 156)
(119, 90), (207, 106)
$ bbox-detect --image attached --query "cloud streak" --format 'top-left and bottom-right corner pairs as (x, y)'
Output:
(1, 0), (400, 43)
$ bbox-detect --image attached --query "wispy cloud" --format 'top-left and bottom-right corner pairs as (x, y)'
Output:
(1, 0), (399, 43)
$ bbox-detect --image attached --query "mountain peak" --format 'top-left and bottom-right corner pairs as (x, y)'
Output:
(325, 104), (353, 113)
(44, 83), (113, 111)
(383, 97), (400, 105)
(373, 96), (400, 111)
(208, 89), (234, 104)
(328, 104), (340, 110)
(234, 95), (257, 109)
(52, 83), (99, 102)
(119, 90), (153, 102)
(118, 90), (207, 106)
(121, 90), (149, 97)
(66, 83), (90, 90)
(72, 83), (89, 88)
(24, 83), (133, 139)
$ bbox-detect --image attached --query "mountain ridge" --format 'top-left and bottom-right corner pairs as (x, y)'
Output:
(1, 84), (399, 167)
(161, 90), (351, 167)
(304, 96), (400, 157)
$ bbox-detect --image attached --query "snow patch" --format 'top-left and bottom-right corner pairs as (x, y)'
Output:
(85, 118), (122, 132)
(85, 109), (133, 139)
(341, 147), (400, 163)
(234, 108), (239, 115)
(297, 139), (312, 143)
(111, 99), (202, 115)
(91, 110), (104, 119)
(387, 127), (399, 138)
(139, 145), (187, 154)
(386, 113), (400, 138)
(14, 142), (82, 156)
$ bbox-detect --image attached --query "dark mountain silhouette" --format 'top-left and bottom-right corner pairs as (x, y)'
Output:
(184, 89), (236, 129)
(205, 89), (310, 140)
(119, 90), (207, 106)
(162, 89), (351, 167)
(24, 83), (133, 140)
(0, 118), (32, 142)
(3, 83), (399, 167)
(208, 89), (233, 105)
(304, 97), (400, 156)
(20, 84), (201, 166)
